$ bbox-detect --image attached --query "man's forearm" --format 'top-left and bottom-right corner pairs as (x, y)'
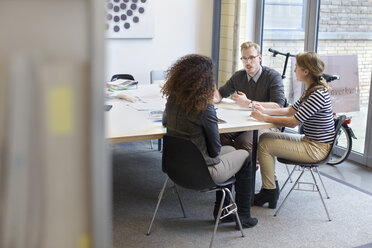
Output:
(254, 101), (280, 109)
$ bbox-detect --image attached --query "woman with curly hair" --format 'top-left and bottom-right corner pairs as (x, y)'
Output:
(162, 54), (258, 228)
(251, 52), (335, 209)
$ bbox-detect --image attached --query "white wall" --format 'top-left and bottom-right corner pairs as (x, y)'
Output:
(104, 0), (214, 84)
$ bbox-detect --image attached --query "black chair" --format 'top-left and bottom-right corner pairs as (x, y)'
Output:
(150, 70), (166, 151)
(146, 135), (244, 248)
(110, 74), (134, 81)
(274, 115), (346, 221)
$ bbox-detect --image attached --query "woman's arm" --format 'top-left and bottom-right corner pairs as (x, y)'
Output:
(202, 105), (221, 157)
(253, 103), (297, 116)
(251, 108), (300, 128)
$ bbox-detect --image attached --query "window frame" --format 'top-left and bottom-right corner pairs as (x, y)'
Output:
(254, 0), (372, 166)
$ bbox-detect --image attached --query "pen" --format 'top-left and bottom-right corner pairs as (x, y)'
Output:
(108, 89), (115, 92)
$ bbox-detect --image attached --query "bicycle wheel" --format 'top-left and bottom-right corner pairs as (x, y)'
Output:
(327, 124), (352, 165)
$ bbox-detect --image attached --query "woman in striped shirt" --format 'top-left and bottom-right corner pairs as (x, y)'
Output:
(250, 51), (335, 209)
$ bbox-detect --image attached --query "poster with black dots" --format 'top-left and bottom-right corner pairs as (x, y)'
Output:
(105, 0), (154, 39)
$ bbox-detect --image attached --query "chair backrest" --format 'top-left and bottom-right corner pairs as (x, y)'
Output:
(150, 70), (165, 84)
(162, 135), (216, 191)
(111, 74), (135, 82)
(317, 114), (347, 164)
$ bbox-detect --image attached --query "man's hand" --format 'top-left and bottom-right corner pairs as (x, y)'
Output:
(213, 87), (222, 103)
(232, 91), (250, 107)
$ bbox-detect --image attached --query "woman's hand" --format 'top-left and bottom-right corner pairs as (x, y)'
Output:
(252, 102), (265, 113)
(232, 91), (250, 107)
(250, 108), (266, 121)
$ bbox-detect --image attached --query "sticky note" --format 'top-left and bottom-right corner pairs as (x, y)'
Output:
(77, 233), (91, 248)
(47, 85), (74, 135)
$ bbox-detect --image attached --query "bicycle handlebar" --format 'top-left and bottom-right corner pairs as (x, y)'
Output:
(268, 48), (340, 82)
(268, 48), (296, 57)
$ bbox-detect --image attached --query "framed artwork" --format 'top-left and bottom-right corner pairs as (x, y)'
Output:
(105, 0), (154, 39)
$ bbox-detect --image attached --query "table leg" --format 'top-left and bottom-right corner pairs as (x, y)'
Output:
(251, 130), (258, 205)
(157, 138), (162, 151)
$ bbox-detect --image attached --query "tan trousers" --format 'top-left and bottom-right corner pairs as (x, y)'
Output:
(208, 146), (249, 184)
(220, 128), (279, 156)
(258, 132), (331, 189)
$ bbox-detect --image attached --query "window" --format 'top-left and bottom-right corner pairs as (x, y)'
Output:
(264, 0), (306, 31)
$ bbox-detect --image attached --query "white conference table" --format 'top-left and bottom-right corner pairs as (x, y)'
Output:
(105, 83), (276, 196)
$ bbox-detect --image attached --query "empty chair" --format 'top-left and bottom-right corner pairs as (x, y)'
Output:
(110, 73), (156, 149)
(150, 70), (166, 84)
(147, 135), (244, 248)
(111, 74), (134, 81)
(274, 115), (346, 221)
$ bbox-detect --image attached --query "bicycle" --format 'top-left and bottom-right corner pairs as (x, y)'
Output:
(268, 48), (356, 165)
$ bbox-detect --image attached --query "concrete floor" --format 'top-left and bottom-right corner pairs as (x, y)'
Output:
(321, 159), (372, 195)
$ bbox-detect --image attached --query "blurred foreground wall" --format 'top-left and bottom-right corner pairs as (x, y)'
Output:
(0, 1), (110, 247)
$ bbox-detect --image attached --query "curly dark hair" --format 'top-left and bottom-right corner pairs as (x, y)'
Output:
(162, 54), (215, 114)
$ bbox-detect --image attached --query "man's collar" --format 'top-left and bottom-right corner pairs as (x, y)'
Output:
(247, 66), (262, 83)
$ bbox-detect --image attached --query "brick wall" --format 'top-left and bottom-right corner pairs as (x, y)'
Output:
(318, 0), (372, 107)
(217, 0), (236, 87)
(319, 0), (372, 32)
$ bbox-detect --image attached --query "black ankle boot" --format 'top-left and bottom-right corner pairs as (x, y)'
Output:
(235, 157), (258, 228)
(235, 215), (258, 229)
(275, 180), (280, 200)
(254, 180), (280, 209)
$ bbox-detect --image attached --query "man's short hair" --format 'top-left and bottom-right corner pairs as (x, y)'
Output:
(240, 41), (261, 54)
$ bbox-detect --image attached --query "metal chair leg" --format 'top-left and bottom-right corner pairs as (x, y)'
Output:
(150, 139), (154, 149)
(147, 177), (168, 235)
(173, 183), (186, 218)
(275, 168), (306, 216)
(210, 189), (225, 248)
(209, 187), (244, 248)
(310, 169), (331, 221)
(285, 164), (293, 183)
(280, 165), (297, 193)
(225, 188), (244, 238)
(314, 167), (330, 199)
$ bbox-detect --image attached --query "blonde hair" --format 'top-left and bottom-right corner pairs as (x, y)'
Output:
(240, 41), (261, 54)
(296, 52), (329, 101)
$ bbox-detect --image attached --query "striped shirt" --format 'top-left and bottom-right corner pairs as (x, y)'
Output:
(292, 89), (335, 143)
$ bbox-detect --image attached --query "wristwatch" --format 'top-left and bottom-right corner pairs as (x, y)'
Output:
(249, 100), (253, 108)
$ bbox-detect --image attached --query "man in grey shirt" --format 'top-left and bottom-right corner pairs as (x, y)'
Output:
(214, 41), (285, 156)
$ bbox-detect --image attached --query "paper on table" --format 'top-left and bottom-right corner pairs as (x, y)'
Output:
(217, 98), (250, 110)
(153, 80), (165, 87)
(106, 79), (138, 90)
(221, 98), (235, 104)
(116, 92), (135, 102)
